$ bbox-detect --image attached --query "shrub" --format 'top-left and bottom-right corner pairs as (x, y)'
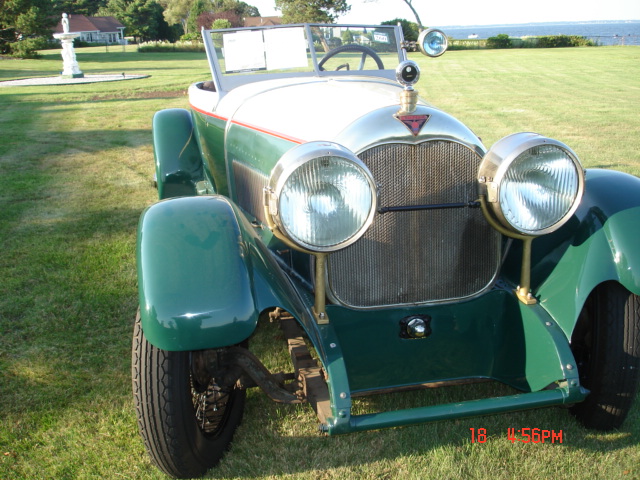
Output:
(448, 34), (596, 51)
(137, 40), (205, 53)
(486, 34), (512, 49)
(449, 38), (486, 50)
(9, 38), (43, 58)
(537, 35), (595, 47)
(212, 19), (232, 30)
(179, 32), (201, 42)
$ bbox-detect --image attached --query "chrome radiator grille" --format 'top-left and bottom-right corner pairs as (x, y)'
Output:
(328, 140), (501, 307)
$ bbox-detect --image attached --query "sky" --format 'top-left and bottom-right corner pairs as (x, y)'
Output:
(250, 0), (640, 27)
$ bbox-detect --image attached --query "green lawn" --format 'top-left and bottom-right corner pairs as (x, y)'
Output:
(0, 45), (639, 479)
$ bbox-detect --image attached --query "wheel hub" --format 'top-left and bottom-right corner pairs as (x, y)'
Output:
(192, 378), (230, 434)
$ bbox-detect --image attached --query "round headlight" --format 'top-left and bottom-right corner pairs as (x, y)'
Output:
(479, 133), (585, 236)
(418, 29), (448, 57)
(268, 142), (377, 252)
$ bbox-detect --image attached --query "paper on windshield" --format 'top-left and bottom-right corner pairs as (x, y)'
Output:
(223, 27), (308, 73)
(223, 30), (266, 72)
(264, 28), (308, 70)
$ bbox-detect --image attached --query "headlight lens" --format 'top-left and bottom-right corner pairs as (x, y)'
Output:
(268, 142), (377, 252)
(479, 133), (585, 236)
(418, 29), (448, 57)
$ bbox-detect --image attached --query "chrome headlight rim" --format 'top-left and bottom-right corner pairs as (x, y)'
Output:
(479, 132), (585, 237)
(417, 28), (449, 57)
(267, 141), (377, 253)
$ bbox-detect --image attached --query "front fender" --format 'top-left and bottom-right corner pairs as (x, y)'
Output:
(532, 169), (640, 337)
(153, 108), (204, 199)
(137, 196), (257, 350)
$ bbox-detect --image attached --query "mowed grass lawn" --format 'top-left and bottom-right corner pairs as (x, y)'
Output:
(0, 45), (639, 479)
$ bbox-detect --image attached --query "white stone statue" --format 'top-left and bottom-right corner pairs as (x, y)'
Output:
(53, 14), (83, 78)
(62, 13), (70, 34)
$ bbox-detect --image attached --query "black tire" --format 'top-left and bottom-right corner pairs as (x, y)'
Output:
(570, 282), (640, 430)
(132, 313), (245, 478)
(318, 44), (385, 71)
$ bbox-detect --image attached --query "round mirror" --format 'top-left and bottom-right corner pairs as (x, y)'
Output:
(418, 29), (448, 57)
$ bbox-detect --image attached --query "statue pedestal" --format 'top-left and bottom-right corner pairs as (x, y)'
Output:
(53, 32), (84, 79)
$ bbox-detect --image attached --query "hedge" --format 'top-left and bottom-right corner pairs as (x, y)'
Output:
(449, 34), (596, 50)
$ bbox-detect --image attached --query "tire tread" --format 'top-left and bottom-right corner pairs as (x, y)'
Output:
(570, 283), (640, 430)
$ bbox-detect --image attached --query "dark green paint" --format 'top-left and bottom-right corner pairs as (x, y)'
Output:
(340, 388), (585, 434)
(506, 169), (640, 338)
(192, 110), (228, 195)
(137, 194), (322, 351)
(152, 109), (204, 199)
(317, 295), (585, 435)
(137, 196), (257, 350)
(326, 289), (573, 395)
(226, 122), (296, 174)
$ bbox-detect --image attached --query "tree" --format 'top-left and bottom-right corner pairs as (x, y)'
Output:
(51, 0), (109, 16)
(198, 10), (241, 29)
(160, 0), (261, 35)
(0, 0), (56, 39)
(186, 0), (208, 34)
(275, 0), (350, 24)
(197, 1), (261, 30)
(211, 0), (260, 18)
(381, 18), (419, 42)
(158, 0), (194, 34)
(341, 29), (353, 44)
(0, 0), (56, 55)
(102, 0), (169, 42)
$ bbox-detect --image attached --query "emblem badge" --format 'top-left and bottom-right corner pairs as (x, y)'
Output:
(395, 114), (430, 136)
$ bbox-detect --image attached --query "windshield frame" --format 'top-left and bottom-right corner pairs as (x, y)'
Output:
(202, 23), (406, 95)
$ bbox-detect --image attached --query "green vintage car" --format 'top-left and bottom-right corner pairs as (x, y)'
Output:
(132, 24), (640, 478)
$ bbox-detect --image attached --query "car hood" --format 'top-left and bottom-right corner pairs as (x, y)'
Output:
(214, 77), (413, 143)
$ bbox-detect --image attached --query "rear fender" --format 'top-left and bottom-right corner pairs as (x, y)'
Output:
(137, 196), (258, 350)
(531, 169), (640, 337)
(153, 108), (204, 199)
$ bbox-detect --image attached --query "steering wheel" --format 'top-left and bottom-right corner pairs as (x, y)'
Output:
(318, 44), (385, 71)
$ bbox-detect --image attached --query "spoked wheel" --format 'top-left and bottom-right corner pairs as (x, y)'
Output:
(132, 313), (245, 478)
(318, 44), (385, 71)
(570, 282), (640, 430)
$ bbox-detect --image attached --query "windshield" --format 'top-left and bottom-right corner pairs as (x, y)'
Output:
(203, 24), (404, 93)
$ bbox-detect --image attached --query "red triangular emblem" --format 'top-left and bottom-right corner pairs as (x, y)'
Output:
(396, 114), (430, 136)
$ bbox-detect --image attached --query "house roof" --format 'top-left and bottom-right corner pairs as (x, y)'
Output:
(53, 15), (125, 34)
(244, 16), (282, 27)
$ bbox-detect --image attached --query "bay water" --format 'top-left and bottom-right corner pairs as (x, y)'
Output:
(438, 21), (640, 46)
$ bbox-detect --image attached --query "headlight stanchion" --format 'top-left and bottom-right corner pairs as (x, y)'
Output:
(313, 253), (329, 324)
(479, 195), (536, 305)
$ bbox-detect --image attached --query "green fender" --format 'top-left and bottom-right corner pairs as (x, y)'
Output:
(137, 196), (260, 351)
(152, 108), (204, 199)
(531, 169), (640, 337)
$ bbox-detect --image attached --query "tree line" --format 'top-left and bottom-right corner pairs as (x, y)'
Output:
(1, 0), (422, 56)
